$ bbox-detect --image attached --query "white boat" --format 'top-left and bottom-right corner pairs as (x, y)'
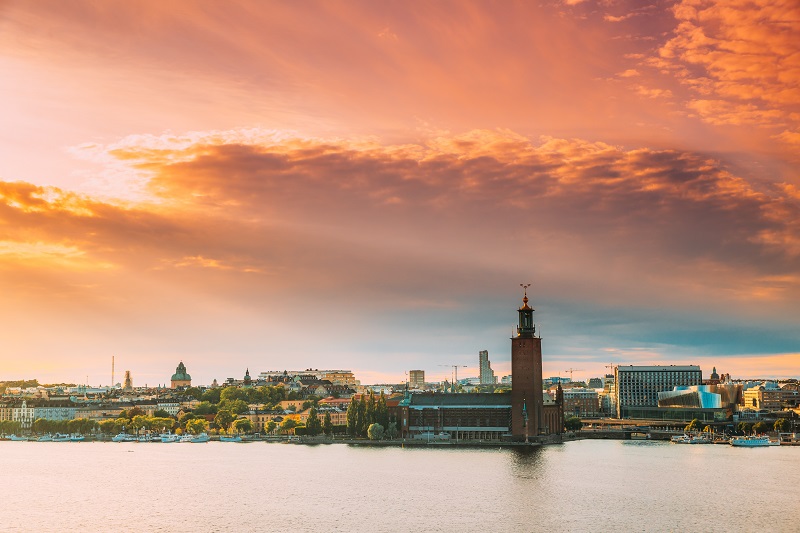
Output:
(190, 432), (210, 443)
(220, 435), (243, 443)
(730, 435), (771, 447)
(52, 433), (70, 442)
(112, 433), (137, 443)
(159, 433), (178, 443)
(70, 435), (85, 442)
(671, 433), (712, 444)
(37, 434), (53, 442)
(7, 434), (28, 441)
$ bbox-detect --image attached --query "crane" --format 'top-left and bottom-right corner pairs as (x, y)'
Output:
(439, 364), (467, 393)
(564, 368), (584, 382)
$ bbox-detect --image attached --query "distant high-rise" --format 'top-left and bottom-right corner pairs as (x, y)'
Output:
(123, 370), (133, 391)
(409, 370), (425, 389)
(478, 350), (496, 385)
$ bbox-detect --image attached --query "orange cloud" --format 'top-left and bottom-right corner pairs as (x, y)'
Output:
(653, 0), (800, 134)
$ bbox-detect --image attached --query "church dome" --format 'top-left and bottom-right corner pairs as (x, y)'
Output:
(171, 361), (191, 381)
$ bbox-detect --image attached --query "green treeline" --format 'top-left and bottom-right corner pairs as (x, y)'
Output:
(345, 391), (399, 439)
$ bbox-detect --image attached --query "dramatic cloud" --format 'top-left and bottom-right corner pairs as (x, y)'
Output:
(649, 0), (800, 146)
(1, 129), (799, 381)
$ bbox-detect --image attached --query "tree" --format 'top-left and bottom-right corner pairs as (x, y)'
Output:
(186, 418), (208, 435)
(183, 387), (203, 400)
(214, 410), (236, 432)
(753, 421), (770, 434)
(280, 418), (297, 435)
(220, 387), (248, 403)
(357, 395), (368, 437)
(565, 417), (583, 431)
(306, 407), (322, 436)
(346, 398), (357, 436)
(774, 419), (791, 432)
(265, 420), (277, 434)
(737, 421), (753, 435)
(385, 417), (399, 439)
(193, 402), (217, 415)
(376, 391), (389, 429)
(153, 409), (171, 418)
(702, 425), (713, 433)
(201, 388), (222, 404)
(99, 419), (117, 435)
(131, 415), (149, 435)
(367, 423), (384, 440)
(232, 418), (253, 434)
(323, 412), (333, 436)
(219, 399), (249, 415)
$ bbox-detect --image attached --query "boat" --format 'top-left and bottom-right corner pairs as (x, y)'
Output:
(52, 433), (71, 442)
(730, 435), (771, 447)
(37, 434), (53, 442)
(137, 434), (154, 443)
(112, 433), (137, 443)
(7, 434), (28, 441)
(671, 433), (713, 444)
(220, 435), (243, 443)
(70, 434), (85, 442)
(159, 433), (178, 443)
(190, 432), (210, 443)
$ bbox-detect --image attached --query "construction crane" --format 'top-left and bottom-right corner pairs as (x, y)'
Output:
(604, 363), (616, 375)
(439, 364), (467, 393)
(564, 368), (584, 382)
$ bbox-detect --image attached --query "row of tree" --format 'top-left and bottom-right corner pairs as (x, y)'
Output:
(345, 391), (398, 438)
(685, 418), (792, 434)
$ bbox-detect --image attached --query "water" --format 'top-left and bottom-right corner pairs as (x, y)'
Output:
(1, 439), (797, 532)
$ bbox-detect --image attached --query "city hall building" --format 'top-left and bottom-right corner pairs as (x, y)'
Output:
(398, 290), (564, 441)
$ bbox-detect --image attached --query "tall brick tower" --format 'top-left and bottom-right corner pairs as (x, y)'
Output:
(511, 285), (543, 440)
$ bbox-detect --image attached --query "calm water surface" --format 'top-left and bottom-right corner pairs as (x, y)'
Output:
(1, 439), (797, 532)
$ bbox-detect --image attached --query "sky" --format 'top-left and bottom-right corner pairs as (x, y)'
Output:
(1, 0), (798, 387)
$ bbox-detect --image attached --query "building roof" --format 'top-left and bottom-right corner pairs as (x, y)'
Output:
(171, 362), (191, 381)
(405, 393), (512, 408)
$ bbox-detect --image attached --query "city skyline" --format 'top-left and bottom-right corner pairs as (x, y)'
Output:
(1, 1), (798, 385)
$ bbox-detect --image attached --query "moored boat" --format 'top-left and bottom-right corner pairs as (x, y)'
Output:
(37, 434), (53, 442)
(190, 432), (210, 443)
(112, 433), (137, 442)
(220, 435), (243, 443)
(70, 434), (85, 442)
(52, 433), (70, 442)
(7, 434), (28, 441)
(730, 435), (771, 447)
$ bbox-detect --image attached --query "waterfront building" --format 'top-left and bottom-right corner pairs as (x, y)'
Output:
(561, 388), (600, 417)
(12, 400), (35, 429)
(0, 402), (13, 422)
(170, 362), (192, 389)
(614, 365), (702, 418)
(33, 403), (77, 423)
(511, 288), (563, 438)
(409, 370), (425, 389)
(658, 384), (742, 410)
(742, 382), (784, 411)
(479, 350), (496, 385)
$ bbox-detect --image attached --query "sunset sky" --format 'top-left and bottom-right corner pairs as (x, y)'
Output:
(1, 0), (798, 387)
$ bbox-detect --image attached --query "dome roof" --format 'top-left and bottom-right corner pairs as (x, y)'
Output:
(171, 361), (191, 381)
